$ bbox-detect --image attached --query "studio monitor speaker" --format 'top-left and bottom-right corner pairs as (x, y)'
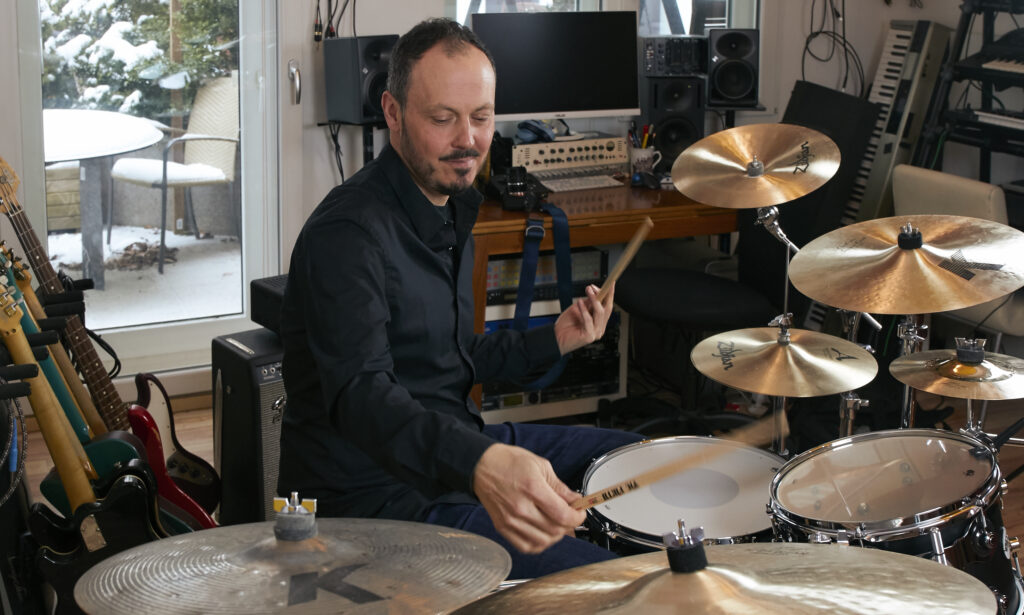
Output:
(640, 75), (705, 173)
(707, 28), (759, 108)
(213, 328), (285, 525)
(323, 35), (399, 124)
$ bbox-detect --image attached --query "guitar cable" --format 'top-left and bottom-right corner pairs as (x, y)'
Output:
(0, 384), (27, 508)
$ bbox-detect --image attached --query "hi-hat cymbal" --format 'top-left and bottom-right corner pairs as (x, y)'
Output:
(74, 518), (510, 614)
(789, 214), (1024, 315)
(691, 327), (877, 397)
(890, 348), (1024, 400)
(453, 543), (995, 614)
(671, 123), (841, 209)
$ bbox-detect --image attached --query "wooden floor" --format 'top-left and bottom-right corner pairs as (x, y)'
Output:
(18, 397), (1024, 543)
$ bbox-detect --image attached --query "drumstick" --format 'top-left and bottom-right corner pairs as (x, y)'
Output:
(595, 216), (654, 302)
(570, 412), (788, 511)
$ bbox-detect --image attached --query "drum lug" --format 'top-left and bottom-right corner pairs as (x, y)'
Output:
(835, 529), (850, 546)
(1001, 478), (1009, 500)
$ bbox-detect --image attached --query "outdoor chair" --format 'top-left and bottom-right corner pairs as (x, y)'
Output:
(110, 73), (239, 273)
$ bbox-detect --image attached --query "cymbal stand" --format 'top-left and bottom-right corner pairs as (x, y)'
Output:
(897, 315), (929, 429)
(767, 313), (792, 456)
(838, 311), (873, 437)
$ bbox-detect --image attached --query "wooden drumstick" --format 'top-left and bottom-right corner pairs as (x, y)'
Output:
(570, 412), (788, 511)
(595, 216), (654, 302)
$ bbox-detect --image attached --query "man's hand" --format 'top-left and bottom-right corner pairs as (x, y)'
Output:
(472, 443), (585, 554)
(554, 283), (614, 355)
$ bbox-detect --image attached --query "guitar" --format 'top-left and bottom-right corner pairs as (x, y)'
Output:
(0, 158), (219, 526)
(29, 460), (166, 615)
(132, 372), (220, 514)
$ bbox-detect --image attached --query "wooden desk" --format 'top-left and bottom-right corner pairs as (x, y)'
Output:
(471, 184), (738, 333)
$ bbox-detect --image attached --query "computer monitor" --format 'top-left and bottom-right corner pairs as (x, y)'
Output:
(470, 11), (641, 123)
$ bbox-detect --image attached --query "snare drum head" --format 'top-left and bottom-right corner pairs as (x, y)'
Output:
(582, 437), (782, 541)
(773, 430), (995, 525)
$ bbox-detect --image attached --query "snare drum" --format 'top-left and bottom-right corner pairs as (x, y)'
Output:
(770, 429), (1021, 614)
(582, 436), (783, 552)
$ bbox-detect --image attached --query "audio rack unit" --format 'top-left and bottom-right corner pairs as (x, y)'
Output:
(511, 133), (629, 174)
(641, 36), (708, 76)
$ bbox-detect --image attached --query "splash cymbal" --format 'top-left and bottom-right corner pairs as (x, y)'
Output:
(671, 123), (841, 209)
(74, 518), (510, 614)
(789, 214), (1024, 314)
(890, 340), (1024, 400)
(691, 327), (877, 397)
(453, 543), (996, 614)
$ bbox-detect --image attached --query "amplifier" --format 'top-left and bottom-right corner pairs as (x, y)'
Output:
(640, 36), (708, 76)
(212, 328), (285, 525)
(481, 310), (627, 423)
(250, 274), (287, 335)
(510, 134), (629, 174)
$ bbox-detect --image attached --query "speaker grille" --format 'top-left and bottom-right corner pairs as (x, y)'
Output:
(708, 29), (759, 108)
(257, 378), (285, 521)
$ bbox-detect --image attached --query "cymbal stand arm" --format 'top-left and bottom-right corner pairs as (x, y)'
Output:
(897, 315), (928, 429)
(757, 207), (881, 332)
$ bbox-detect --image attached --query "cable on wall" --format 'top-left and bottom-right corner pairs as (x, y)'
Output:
(801, 0), (866, 98)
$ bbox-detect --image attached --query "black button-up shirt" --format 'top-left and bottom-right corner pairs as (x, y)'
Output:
(278, 144), (561, 520)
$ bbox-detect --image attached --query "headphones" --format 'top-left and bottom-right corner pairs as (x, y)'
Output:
(516, 120), (556, 143)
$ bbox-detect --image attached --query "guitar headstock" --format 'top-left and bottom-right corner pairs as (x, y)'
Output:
(0, 285), (22, 325)
(0, 158), (21, 213)
(0, 243), (30, 284)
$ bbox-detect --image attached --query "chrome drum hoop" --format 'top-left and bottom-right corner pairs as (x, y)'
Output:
(769, 428), (1001, 544)
(582, 435), (783, 551)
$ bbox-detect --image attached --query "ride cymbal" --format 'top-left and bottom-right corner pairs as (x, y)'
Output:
(74, 518), (510, 614)
(691, 327), (877, 397)
(453, 543), (995, 615)
(890, 339), (1024, 400)
(789, 214), (1024, 315)
(671, 123), (841, 209)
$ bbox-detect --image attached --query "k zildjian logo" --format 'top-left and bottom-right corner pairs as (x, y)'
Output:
(938, 249), (1004, 281)
(792, 141), (813, 174)
(288, 564), (384, 606)
(713, 340), (739, 370)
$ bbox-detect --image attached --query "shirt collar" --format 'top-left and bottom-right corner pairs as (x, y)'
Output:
(378, 143), (482, 249)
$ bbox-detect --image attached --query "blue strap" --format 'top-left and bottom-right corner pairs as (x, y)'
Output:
(513, 203), (572, 391)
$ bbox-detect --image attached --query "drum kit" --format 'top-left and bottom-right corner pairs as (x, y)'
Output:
(72, 124), (1024, 614)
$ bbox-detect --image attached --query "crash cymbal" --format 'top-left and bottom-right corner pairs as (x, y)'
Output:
(74, 518), (510, 614)
(671, 123), (841, 209)
(890, 339), (1024, 400)
(789, 214), (1024, 315)
(453, 543), (995, 615)
(691, 327), (877, 397)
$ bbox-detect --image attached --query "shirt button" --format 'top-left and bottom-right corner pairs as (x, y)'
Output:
(448, 246), (454, 252)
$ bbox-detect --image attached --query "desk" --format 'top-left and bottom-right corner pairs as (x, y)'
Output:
(43, 109), (164, 289)
(471, 184), (738, 333)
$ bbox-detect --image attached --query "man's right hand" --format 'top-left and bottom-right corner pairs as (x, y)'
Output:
(472, 443), (586, 554)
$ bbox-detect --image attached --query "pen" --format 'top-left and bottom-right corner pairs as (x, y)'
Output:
(641, 125), (649, 148)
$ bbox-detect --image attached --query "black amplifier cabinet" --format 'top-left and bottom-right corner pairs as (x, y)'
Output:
(250, 274), (287, 335)
(212, 328), (285, 525)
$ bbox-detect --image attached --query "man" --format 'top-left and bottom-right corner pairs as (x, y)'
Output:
(278, 17), (641, 578)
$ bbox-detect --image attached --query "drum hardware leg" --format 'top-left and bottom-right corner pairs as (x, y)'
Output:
(839, 391), (869, 437)
(1009, 536), (1021, 574)
(773, 395), (789, 457)
(929, 527), (950, 566)
(897, 316), (928, 429)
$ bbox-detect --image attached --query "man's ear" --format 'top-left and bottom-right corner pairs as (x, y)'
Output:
(382, 91), (401, 133)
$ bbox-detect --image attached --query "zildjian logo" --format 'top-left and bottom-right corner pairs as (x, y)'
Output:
(713, 341), (739, 370)
(939, 249), (1004, 281)
(792, 141), (812, 174)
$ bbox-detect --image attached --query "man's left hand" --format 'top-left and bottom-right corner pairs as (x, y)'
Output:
(553, 283), (614, 355)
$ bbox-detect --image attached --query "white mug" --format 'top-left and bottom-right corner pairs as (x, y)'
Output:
(630, 147), (662, 174)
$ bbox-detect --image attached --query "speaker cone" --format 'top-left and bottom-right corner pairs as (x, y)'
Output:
(713, 60), (756, 101)
(653, 117), (700, 172)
